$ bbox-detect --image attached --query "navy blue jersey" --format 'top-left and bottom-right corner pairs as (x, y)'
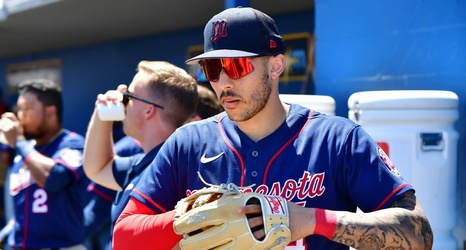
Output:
(84, 135), (141, 239)
(84, 135), (143, 250)
(112, 146), (161, 225)
(114, 135), (143, 157)
(8, 129), (88, 249)
(84, 182), (116, 237)
(131, 104), (413, 250)
(105, 145), (162, 249)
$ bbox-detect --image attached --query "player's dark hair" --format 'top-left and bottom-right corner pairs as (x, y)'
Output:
(196, 84), (223, 119)
(18, 79), (63, 124)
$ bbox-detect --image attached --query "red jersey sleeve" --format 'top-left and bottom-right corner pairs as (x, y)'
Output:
(113, 197), (182, 250)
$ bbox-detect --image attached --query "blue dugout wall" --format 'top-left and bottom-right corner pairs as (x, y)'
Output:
(315, 1), (466, 247)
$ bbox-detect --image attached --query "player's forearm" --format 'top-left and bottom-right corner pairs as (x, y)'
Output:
(332, 199), (433, 249)
(289, 192), (433, 249)
(24, 154), (56, 187)
(16, 139), (55, 187)
(83, 110), (115, 177)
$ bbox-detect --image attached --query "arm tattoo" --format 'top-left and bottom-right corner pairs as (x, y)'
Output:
(333, 191), (433, 250)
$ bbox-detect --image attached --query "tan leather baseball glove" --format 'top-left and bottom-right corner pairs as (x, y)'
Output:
(173, 183), (291, 250)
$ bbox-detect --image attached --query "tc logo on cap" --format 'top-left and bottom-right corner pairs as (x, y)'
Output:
(211, 19), (228, 43)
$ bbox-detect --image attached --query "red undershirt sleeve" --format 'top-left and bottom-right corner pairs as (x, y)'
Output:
(113, 197), (182, 250)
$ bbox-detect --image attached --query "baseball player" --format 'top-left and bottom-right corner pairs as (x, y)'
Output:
(0, 79), (88, 250)
(82, 61), (199, 250)
(113, 7), (433, 250)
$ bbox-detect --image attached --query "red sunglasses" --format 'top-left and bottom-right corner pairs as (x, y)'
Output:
(199, 58), (255, 82)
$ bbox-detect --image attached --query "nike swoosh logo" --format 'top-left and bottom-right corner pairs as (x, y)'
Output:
(200, 152), (225, 164)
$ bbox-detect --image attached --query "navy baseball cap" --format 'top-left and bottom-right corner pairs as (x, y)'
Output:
(186, 7), (285, 64)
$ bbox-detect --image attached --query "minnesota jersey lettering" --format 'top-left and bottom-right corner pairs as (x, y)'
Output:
(186, 171), (326, 203)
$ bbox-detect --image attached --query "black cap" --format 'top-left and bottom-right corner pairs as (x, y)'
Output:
(186, 7), (285, 64)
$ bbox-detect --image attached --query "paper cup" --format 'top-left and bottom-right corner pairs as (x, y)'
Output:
(97, 102), (125, 121)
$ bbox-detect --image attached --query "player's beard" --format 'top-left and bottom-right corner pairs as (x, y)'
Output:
(227, 72), (272, 122)
(23, 118), (47, 141)
(23, 131), (34, 140)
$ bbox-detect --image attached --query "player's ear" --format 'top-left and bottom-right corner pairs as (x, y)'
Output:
(269, 54), (285, 79)
(45, 105), (57, 119)
(144, 105), (156, 119)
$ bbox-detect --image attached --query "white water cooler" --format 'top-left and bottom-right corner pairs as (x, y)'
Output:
(280, 94), (336, 116)
(348, 90), (460, 250)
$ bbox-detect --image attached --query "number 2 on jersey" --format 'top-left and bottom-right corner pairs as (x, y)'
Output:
(32, 189), (48, 213)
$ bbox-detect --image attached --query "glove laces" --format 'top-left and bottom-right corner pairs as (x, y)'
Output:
(197, 171), (255, 197)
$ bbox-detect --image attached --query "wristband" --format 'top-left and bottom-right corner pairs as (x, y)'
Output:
(314, 208), (337, 239)
(15, 139), (36, 163)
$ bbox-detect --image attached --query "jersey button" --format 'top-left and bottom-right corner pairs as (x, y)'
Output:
(251, 150), (259, 157)
(251, 171), (258, 177)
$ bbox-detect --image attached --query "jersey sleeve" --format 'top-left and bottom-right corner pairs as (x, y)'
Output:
(112, 154), (143, 187)
(113, 198), (182, 250)
(45, 135), (85, 191)
(129, 132), (186, 214)
(44, 163), (77, 192)
(343, 126), (414, 211)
